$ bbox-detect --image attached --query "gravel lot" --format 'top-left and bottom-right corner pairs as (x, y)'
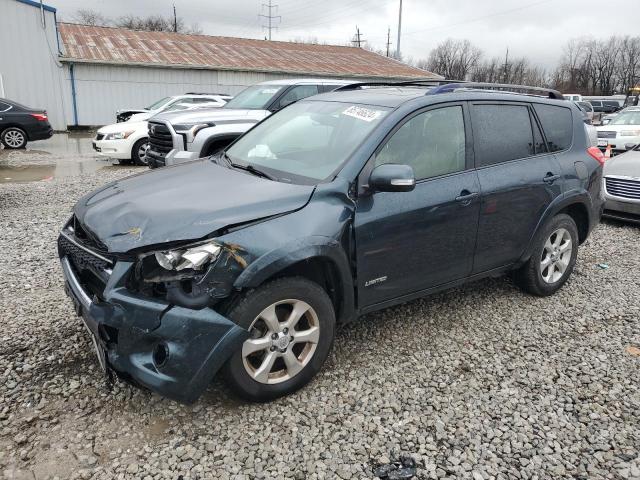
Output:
(1, 150), (639, 480)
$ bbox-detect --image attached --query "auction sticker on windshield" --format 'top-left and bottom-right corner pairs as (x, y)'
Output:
(342, 105), (384, 122)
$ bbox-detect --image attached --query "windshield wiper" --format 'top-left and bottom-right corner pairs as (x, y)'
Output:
(215, 152), (276, 180)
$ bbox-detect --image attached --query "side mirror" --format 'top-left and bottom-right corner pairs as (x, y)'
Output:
(369, 164), (416, 193)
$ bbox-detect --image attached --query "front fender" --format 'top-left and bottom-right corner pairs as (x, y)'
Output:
(233, 236), (356, 324)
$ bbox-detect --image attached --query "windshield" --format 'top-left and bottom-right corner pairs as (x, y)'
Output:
(223, 85), (285, 110)
(146, 96), (171, 110)
(610, 111), (640, 126)
(225, 101), (390, 184)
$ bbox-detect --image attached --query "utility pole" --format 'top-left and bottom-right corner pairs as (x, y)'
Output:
(396, 0), (403, 59)
(386, 26), (392, 57)
(259, 0), (281, 41)
(503, 47), (509, 83)
(352, 26), (364, 48)
(173, 4), (177, 33)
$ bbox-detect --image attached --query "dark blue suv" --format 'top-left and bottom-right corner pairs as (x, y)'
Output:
(58, 82), (605, 403)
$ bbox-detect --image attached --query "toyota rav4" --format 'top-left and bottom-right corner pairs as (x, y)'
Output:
(58, 82), (604, 403)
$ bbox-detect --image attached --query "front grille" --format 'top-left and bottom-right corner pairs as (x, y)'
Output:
(59, 233), (114, 299)
(148, 121), (174, 156)
(605, 176), (640, 199)
(598, 131), (617, 139)
(95, 133), (104, 141)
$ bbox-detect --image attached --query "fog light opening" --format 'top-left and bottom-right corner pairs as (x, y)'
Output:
(152, 342), (170, 368)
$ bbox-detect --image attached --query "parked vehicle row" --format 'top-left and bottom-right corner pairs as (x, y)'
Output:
(596, 106), (640, 153)
(58, 81), (605, 404)
(0, 98), (53, 149)
(145, 79), (348, 168)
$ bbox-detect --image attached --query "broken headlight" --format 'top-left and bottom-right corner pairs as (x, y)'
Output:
(155, 242), (222, 271)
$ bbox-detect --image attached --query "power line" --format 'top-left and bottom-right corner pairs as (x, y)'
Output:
(259, 0), (281, 40)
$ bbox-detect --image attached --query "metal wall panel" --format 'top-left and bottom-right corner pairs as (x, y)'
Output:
(68, 64), (377, 127)
(0, 0), (70, 130)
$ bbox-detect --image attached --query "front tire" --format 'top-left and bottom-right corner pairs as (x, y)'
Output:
(1, 127), (27, 149)
(131, 138), (149, 166)
(514, 213), (579, 296)
(222, 277), (336, 402)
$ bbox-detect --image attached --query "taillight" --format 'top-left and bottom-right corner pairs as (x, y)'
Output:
(31, 113), (47, 121)
(587, 146), (605, 165)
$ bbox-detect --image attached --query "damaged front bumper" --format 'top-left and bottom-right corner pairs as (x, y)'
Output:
(59, 253), (249, 404)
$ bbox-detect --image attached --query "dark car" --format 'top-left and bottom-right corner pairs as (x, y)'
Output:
(58, 82), (605, 403)
(588, 99), (621, 114)
(0, 98), (53, 149)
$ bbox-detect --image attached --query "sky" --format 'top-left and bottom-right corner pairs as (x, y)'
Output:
(50, 0), (639, 70)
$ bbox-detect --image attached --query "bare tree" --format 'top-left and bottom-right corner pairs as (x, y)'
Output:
(73, 9), (110, 26)
(426, 39), (483, 80)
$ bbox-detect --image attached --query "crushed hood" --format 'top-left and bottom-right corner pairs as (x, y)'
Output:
(604, 150), (640, 177)
(97, 121), (148, 135)
(74, 160), (315, 253)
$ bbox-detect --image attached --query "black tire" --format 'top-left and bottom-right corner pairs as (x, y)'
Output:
(131, 138), (149, 166)
(222, 277), (336, 402)
(1, 127), (28, 149)
(514, 213), (579, 297)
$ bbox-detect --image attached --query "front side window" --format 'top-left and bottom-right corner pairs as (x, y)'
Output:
(471, 104), (535, 166)
(0, 101), (10, 112)
(224, 85), (286, 110)
(533, 104), (573, 152)
(375, 106), (466, 180)
(277, 85), (319, 109)
(226, 101), (389, 184)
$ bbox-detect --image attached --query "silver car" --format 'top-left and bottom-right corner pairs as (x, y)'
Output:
(603, 143), (640, 223)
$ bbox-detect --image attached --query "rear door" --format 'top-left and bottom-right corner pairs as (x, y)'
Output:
(355, 103), (481, 307)
(470, 102), (563, 273)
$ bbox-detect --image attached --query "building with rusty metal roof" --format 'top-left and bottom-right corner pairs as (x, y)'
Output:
(1, 0), (438, 129)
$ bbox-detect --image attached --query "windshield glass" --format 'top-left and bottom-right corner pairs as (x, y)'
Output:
(223, 85), (285, 110)
(146, 97), (171, 110)
(610, 111), (640, 125)
(225, 101), (390, 184)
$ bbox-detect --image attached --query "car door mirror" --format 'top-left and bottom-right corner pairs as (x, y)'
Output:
(369, 164), (416, 192)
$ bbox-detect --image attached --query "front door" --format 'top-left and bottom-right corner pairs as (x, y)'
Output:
(355, 104), (481, 308)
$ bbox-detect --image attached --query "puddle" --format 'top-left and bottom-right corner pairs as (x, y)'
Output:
(0, 132), (137, 183)
(0, 160), (121, 183)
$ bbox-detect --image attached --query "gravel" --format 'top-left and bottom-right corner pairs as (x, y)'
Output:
(1, 153), (639, 480)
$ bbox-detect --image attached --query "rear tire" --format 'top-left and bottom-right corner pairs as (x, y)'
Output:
(131, 138), (149, 166)
(514, 213), (579, 296)
(222, 277), (336, 402)
(1, 127), (27, 149)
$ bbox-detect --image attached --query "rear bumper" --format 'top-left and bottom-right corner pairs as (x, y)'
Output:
(27, 124), (53, 141)
(59, 254), (249, 404)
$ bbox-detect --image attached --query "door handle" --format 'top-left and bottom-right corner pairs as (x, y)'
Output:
(455, 190), (479, 204)
(543, 173), (561, 184)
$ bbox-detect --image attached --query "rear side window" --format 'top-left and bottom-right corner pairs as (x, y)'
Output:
(533, 104), (573, 152)
(471, 104), (535, 167)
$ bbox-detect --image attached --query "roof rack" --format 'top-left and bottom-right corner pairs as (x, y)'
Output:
(427, 82), (564, 100)
(334, 79), (464, 91)
(184, 92), (233, 96)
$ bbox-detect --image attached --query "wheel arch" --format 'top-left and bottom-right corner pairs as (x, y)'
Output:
(1, 124), (29, 140)
(199, 134), (240, 157)
(233, 237), (356, 325)
(519, 193), (593, 264)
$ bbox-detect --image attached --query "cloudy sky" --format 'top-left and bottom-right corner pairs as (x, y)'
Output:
(52, 0), (639, 69)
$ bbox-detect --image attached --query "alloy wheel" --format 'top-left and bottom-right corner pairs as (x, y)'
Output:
(138, 142), (149, 164)
(540, 227), (572, 283)
(242, 299), (320, 384)
(4, 130), (25, 148)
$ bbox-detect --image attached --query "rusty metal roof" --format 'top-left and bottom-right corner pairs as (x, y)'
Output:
(57, 23), (438, 80)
